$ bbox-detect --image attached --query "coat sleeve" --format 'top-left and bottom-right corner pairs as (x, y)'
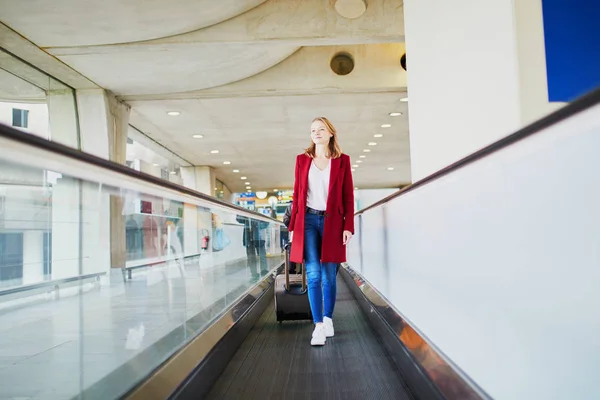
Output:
(342, 155), (355, 234)
(288, 156), (300, 232)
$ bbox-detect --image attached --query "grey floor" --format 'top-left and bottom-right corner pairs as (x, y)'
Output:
(0, 255), (283, 400)
(206, 276), (414, 400)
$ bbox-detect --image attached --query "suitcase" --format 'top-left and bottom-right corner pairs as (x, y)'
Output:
(274, 243), (312, 322)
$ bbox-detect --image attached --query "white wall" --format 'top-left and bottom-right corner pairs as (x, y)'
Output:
(348, 103), (600, 399)
(403, 0), (566, 181)
(0, 102), (49, 139)
(22, 231), (44, 284)
(355, 188), (398, 211)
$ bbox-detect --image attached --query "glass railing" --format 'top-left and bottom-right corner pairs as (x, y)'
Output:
(0, 124), (284, 399)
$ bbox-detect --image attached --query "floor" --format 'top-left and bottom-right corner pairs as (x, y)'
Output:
(206, 276), (413, 400)
(0, 254), (283, 400)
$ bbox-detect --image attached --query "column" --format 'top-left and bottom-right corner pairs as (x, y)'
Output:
(180, 166), (216, 258)
(181, 166), (216, 195)
(403, 0), (566, 181)
(47, 90), (81, 278)
(47, 89), (130, 279)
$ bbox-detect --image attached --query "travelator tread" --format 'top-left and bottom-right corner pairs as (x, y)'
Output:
(206, 276), (413, 399)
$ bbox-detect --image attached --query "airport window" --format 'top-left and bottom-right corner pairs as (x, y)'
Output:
(12, 108), (29, 128)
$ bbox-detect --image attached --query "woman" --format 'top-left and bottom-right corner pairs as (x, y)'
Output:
(288, 117), (355, 346)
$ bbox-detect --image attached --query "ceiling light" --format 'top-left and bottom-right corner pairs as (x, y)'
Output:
(352, 164), (359, 168)
(153, 163), (159, 166)
(363, 149), (371, 153)
(356, 160), (363, 163)
(387, 167), (395, 171)
(192, 134), (204, 139)
(368, 142), (377, 146)
(247, 190), (252, 193)
(223, 161), (231, 165)
(374, 134), (383, 138)
(359, 155), (366, 158)
(246, 186), (251, 189)
(241, 176), (247, 180)
(273, 189), (278, 192)
(354, 187), (359, 190)
(167, 111), (180, 116)
(400, 97), (408, 102)
(233, 169), (240, 173)
(381, 124), (391, 128)
(351, 168), (356, 172)
(210, 150), (219, 154)
(169, 171), (176, 175)
(389, 112), (402, 117)
(245, 182), (250, 185)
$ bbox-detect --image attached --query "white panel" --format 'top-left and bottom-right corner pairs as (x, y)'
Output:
(354, 104), (600, 399)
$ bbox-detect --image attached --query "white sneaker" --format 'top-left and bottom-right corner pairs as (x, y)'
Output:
(323, 317), (334, 338)
(311, 324), (326, 346)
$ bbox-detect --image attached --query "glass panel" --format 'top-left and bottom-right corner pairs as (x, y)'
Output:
(0, 48), (78, 145)
(0, 143), (284, 399)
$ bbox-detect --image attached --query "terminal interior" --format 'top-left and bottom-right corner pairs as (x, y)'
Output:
(0, 1), (599, 399)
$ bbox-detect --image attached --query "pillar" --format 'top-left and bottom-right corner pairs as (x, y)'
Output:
(180, 166), (216, 258)
(47, 89), (130, 279)
(181, 166), (216, 196)
(403, 0), (566, 181)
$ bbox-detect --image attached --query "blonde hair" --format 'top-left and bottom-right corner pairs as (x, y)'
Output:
(305, 117), (343, 159)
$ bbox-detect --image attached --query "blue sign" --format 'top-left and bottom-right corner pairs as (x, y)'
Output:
(542, 0), (600, 102)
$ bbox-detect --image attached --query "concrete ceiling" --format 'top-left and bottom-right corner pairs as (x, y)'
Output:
(0, 0), (410, 194)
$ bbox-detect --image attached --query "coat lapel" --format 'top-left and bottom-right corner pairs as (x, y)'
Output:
(327, 157), (342, 209)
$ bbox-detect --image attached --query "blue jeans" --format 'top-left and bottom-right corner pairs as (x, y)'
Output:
(304, 212), (337, 324)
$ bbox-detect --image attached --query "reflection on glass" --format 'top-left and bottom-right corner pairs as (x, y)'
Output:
(0, 153), (283, 399)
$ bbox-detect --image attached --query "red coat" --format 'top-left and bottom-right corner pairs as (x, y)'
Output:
(288, 153), (355, 263)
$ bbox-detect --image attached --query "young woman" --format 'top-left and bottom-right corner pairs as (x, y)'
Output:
(288, 117), (355, 346)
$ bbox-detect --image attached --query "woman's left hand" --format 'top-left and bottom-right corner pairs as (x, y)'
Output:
(343, 230), (353, 245)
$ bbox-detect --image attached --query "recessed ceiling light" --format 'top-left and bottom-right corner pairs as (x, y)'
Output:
(359, 155), (366, 158)
(356, 160), (363, 163)
(153, 163), (159, 166)
(363, 149), (371, 153)
(247, 190), (252, 193)
(387, 167), (395, 171)
(381, 124), (391, 128)
(167, 111), (180, 116)
(389, 112), (402, 117)
(400, 97), (408, 102)
(245, 182), (250, 185)
(368, 142), (377, 146)
(351, 168), (356, 172)
(223, 161), (231, 165)
(374, 134), (383, 138)
(241, 176), (247, 180)
(246, 186), (251, 189)
(210, 150), (219, 154)
(192, 134), (204, 139)
(233, 169), (240, 173)
(352, 164), (359, 168)
(273, 189), (278, 191)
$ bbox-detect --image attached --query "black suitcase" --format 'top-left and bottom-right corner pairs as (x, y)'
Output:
(274, 243), (312, 322)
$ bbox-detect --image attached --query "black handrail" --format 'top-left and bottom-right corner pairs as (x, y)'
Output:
(356, 86), (600, 215)
(0, 123), (281, 224)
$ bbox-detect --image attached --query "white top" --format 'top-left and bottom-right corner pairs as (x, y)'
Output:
(307, 159), (330, 211)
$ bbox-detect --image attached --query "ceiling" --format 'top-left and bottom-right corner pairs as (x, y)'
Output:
(0, 0), (410, 193)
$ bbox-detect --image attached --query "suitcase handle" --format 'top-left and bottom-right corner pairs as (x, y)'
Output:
(284, 243), (306, 292)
